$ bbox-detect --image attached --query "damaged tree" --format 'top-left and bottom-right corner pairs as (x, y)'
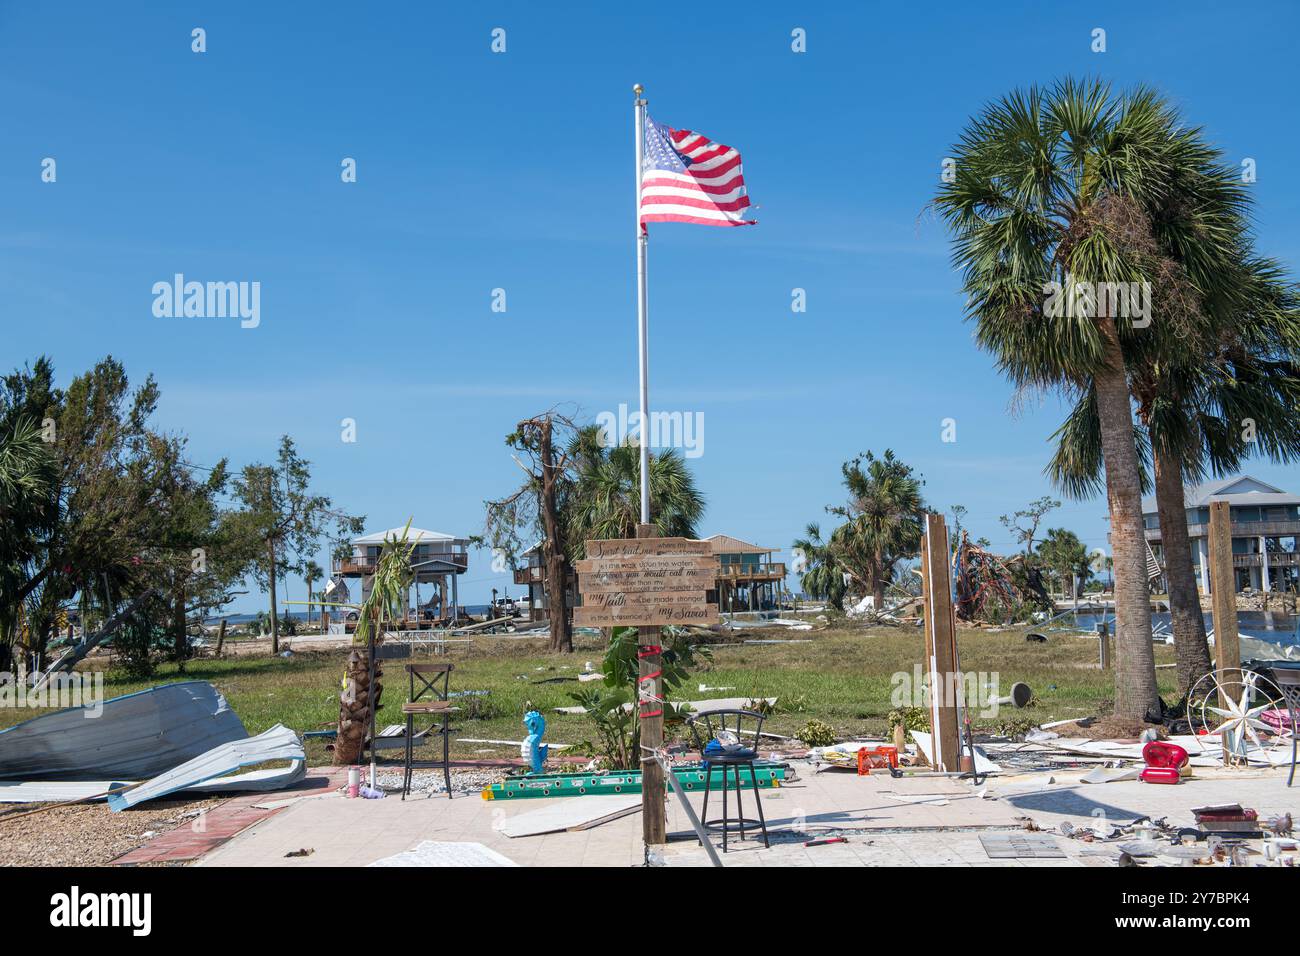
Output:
(481, 410), (578, 654)
(334, 523), (415, 766)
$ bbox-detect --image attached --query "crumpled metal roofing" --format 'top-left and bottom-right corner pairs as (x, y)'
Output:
(0, 681), (248, 781)
(107, 723), (305, 812)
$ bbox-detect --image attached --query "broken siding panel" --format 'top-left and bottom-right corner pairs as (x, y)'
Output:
(107, 723), (305, 812)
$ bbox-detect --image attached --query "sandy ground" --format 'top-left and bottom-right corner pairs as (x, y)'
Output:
(0, 795), (223, 867)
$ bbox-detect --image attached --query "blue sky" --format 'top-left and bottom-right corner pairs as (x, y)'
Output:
(4, 1), (1299, 613)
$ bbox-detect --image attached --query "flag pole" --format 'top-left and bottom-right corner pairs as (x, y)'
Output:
(634, 83), (651, 526)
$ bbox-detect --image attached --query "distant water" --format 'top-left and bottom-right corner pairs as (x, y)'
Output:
(205, 604), (494, 625)
(1069, 610), (1299, 644)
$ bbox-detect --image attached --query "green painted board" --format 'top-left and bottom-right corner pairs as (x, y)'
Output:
(482, 762), (786, 799)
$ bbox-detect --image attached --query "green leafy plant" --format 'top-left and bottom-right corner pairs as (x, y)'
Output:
(797, 718), (837, 747)
(886, 706), (930, 737)
(567, 626), (710, 769)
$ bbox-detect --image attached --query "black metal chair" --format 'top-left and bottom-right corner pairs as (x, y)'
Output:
(686, 709), (770, 852)
(400, 662), (455, 800)
(1271, 666), (1300, 787)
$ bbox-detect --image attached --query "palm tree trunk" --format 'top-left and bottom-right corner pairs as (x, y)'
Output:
(1153, 444), (1213, 697)
(872, 551), (886, 609)
(1094, 323), (1160, 722)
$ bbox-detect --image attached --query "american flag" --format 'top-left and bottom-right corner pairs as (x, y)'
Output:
(639, 114), (755, 228)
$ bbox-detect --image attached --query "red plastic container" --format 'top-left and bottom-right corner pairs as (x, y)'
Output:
(1140, 766), (1182, 785)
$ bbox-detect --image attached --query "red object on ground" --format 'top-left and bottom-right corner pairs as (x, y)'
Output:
(856, 745), (900, 775)
(1140, 767), (1181, 785)
(1141, 740), (1189, 769)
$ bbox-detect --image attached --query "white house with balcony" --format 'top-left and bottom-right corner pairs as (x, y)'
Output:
(332, 526), (470, 627)
(1141, 476), (1300, 594)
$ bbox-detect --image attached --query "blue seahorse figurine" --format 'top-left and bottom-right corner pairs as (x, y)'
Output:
(522, 710), (549, 774)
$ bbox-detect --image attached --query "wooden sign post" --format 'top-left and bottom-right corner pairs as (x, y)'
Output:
(1208, 501), (1242, 763)
(921, 513), (961, 771)
(577, 530), (718, 847)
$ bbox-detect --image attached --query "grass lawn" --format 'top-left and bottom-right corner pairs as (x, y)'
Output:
(1, 626), (1177, 764)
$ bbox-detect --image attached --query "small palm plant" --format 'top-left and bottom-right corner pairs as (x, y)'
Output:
(334, 521), (415, 765)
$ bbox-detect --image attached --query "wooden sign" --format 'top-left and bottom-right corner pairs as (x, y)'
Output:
(574, 602), (718, 627)
(576, 536), (719, 627)
(585, 537), (711, 558)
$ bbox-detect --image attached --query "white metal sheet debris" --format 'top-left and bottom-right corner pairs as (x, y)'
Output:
(496, 794), (642, 838)
(107, 723), (305, 812)
(368, 841), (519, 867)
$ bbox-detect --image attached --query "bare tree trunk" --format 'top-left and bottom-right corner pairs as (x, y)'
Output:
(1094, 323), (1160, 722)
(538, 420), (573, 653)
(1153, 443), (1213, 697)
(267, 538), (279, 654)
(173, 583), (188, 665)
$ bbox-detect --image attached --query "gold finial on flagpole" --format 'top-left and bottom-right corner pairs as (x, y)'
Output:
(633, 83), (643, 98)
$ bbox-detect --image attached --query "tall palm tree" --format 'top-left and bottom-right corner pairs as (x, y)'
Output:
(935, 80), (1249, 721)
(563, 426), (705, 559)
(1050, 258), (1300, 696)
(791, 523), (848, 611)
(828, 449), (925, 610)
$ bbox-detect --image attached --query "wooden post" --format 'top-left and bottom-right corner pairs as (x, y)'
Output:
(635, 523), (667, 848)
(921, 513), (960, 771)
(1097, 621), (1111, 670)
(215, 618), (227, 657)
(1208, 500), (1242, 712)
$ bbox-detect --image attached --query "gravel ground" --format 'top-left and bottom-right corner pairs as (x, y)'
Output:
(0, 795), (223, 867)
(370, 767), (505, 798)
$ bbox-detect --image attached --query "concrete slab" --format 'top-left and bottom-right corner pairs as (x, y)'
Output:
(193, 761), (1300, 868)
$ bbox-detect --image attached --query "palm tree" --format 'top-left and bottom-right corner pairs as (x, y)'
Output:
(303, 559), (323, 626)
(791, 523), (848, 611)
(563, 427), (705, 559)
(0, 418), (56, 659)
(334, 523), (415, 766)
(934, 80), (1249, 721)
(827, 449), (925, 610)
(1037, 528), (1091, 605)
(1050, 259), (1300, 696)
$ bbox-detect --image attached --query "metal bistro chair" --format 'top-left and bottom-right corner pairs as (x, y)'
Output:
(686, 709), (770, 852)
(1271, 666), (1300, 787)
(401, 662), (455, 800)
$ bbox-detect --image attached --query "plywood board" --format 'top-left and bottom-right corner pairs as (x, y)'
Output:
(497, 794), (642, 838)
(979, 832), (1065, 859)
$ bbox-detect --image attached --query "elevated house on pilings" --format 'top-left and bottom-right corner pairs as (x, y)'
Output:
(514, 541), (574, 624)
(1141, 475), (1300, 594)
(331, 526), (470, 632)
(705, 534), (787, 614)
